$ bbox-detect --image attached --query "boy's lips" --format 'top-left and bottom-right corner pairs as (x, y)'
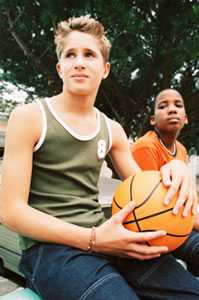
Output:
(71, 74), (89, 78)
(166, 117), (181, 124)
(167, 117), (180, 122)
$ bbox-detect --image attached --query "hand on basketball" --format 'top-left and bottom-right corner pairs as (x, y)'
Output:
(160, 160), (198, 216)
(94, 202), (168, 260)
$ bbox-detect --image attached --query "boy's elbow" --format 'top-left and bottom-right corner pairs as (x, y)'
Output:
(0, 208), (12, 227)
(0, 205), (18, 228)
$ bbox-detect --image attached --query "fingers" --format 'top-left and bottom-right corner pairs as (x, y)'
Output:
(161, 163), (182, 206)
(132, 229), (167, 243)
(192, 190), (198, 215)
(112, 201), (135, 223)
(127, 251), (162, 260)
(161, 160), (197, 216)
(181, 195), (193, 217)
(128, 243), (168, 260)
(191, 177), (198, 215)
(180, 181), (197, 217)
(131, 231), (168, 254)
(160, 163), (172, 187)
(170, 172), (198, 216)
(125, 231), (168, 260)
(172, 175), (188, 215)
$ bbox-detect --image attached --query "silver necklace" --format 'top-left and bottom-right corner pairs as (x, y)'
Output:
(159, 138), (177, 156)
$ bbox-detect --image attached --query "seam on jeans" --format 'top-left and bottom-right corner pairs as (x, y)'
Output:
(137, 257), (167, 285)
(32, 244), (44, 281)
(19, 245), (44, 298)
(79, 273), (120, 300)
(30, 245), (44, 298)
(18, 244), (41, 278)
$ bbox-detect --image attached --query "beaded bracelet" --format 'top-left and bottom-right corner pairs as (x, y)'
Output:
(87, 226), (96, 252)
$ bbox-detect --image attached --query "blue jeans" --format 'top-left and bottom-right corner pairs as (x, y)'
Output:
(174, 230), (199, 276)
(19, 241), (199, 300)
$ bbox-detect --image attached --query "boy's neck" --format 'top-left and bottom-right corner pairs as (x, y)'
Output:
(54, 91), (97, 115)
(154, 128), (178, 153)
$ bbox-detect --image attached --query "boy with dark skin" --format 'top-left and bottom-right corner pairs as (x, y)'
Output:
(132, 89), (188, 172)
(131, 88), (199, 276)
(1, 17), (199, 300)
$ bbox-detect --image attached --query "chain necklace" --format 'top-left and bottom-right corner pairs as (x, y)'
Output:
(154, 128), (177, 157)
(159, 138), (177, 156)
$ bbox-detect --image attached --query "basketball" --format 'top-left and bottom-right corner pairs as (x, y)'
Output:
(112, 170), (194, 252)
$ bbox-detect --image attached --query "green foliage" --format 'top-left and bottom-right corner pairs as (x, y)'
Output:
(0, 0), (198, 151)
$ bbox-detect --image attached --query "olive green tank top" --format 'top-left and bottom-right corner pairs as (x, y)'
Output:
(19, 99), (112, 250)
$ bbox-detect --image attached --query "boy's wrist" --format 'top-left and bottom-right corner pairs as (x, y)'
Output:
(87, 226), (96, 252)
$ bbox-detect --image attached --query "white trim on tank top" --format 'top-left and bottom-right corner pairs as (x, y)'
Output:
(33, 99), (47, 152)
(33, 98), (113, 151)
(104, 116), (112, 151)
(45, 98), (101, 141)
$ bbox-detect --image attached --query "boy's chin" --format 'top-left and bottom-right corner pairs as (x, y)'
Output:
(166, 123), (184, 131)
(70, 88), (92, 96)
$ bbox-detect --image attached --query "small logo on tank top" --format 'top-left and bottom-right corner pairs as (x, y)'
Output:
(97, 140), (106, 159)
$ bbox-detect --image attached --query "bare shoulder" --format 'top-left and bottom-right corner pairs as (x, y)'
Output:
(109, 119), (128, 145)
(109, 119), (125, 135)
(109, 119), (123, 129)
(6, 101), (42, 147)
(9, 101), (40, 123)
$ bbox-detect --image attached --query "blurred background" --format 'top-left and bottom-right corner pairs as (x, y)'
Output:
(0, 0), (198, 296)
(0, 0), (198, 151)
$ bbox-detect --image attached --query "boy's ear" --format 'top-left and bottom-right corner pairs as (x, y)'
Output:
(102, 62), (110, 79)
(184, 114), (188, 124)
(150, 115), (156, 126)
(56, 62), (63, 79)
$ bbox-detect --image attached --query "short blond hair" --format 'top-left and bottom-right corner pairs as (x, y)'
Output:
(54, 15), (111, 62)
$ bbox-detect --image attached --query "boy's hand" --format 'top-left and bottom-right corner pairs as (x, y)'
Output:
(94, 202), (168, 260)
(160, 160), (198, 216)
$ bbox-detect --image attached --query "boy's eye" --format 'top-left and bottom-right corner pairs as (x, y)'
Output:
(158, 103), (184, 110)
(175, 102), (184, 108)
(158, 104), (166, 109)
(66, 52), (75, 58)
(85, 51), (94, 57)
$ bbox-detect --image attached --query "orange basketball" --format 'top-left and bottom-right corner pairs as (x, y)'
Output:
(112, 170), (194, 252)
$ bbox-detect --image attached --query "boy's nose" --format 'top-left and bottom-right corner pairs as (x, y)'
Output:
(74, 55), (85, 69)
(168, 104), (177, 113)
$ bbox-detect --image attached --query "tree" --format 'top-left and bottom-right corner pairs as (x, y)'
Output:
(0, 0), (198, 151)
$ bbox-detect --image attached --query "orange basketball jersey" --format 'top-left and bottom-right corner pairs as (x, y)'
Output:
(131, 131), (187, 171)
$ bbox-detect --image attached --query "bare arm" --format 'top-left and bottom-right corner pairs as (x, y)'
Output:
(109, 120), (140, 179)
(0, 104), (91, 250)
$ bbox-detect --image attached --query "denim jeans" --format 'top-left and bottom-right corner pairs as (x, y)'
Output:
(174, 230), (199, 276)
(19, 242), (199, 300)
